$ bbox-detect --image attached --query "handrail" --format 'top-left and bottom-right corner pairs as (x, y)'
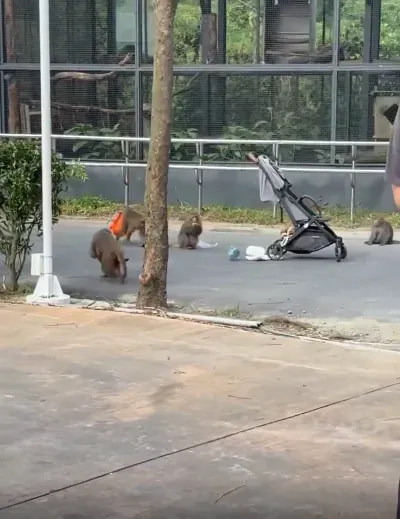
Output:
(0, 132), (390, 147)
(0, 132), (389, 223)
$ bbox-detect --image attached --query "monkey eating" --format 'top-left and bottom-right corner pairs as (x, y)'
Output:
(178, 214), (203, 249)
(90, 228), (129, 283)
(365, 218), (394, 246)
(112, 207), (146, 247)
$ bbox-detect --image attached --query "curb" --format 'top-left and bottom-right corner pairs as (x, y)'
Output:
(23, 297), (400, 353)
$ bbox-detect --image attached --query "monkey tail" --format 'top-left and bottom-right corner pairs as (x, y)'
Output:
(396, 478), (400, 519)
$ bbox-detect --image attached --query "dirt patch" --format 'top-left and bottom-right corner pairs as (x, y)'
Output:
(260, 315), (365, 342)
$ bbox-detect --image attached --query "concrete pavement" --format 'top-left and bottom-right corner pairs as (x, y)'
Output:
(0, 303), (399, 518)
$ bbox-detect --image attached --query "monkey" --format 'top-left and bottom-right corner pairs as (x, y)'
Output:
(178, 214), (203, 249)
(280, 226), (295, 238)
(90, 228), (129, 283)
(365, 218), (394, 246)
(114, 207), (146, 247)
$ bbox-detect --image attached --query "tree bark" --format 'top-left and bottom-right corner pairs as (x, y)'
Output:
(136, 0), (177, 309)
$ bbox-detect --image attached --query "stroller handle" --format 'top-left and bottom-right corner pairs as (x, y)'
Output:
(247, 152), (259, 164)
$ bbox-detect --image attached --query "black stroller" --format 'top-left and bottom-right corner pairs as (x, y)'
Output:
(247, 152), (347, 262)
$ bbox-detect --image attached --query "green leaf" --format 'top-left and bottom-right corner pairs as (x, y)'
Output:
(72, 141), (88, 153)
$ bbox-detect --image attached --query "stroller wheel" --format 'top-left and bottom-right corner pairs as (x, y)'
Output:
(267, 241), (284, 261)
(335, 243), (347, 262)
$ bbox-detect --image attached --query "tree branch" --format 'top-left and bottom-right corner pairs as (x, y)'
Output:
(51, 53), (134, 83)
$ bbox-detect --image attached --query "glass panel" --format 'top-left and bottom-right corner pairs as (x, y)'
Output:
(336, 72), (400, 158)
(3, 70), (136, 158)
(172, 0), (335, 65)
(340, 0), (363, 62)
(379, 0), (400, 61)
(3, 0), (137, 64)
(142, 72), (332, 162)
(3, 0), (39, 62)
(50, 0), (137, 64)
(173, 0), (202, 64)
(4, 0), (136, 64)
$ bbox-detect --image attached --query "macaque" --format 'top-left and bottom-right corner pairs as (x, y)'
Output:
(280, 226), (295, 238)
(116, 207), (146, 247)
(90, 228), (129, 283)
(365, 218), (394, 246)
(178, 214), (203, 249)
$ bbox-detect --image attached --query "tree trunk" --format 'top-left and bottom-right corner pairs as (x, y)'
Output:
(136, 0), (177, 309)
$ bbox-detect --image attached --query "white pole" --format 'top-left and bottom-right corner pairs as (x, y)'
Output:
(27, 0), (69, 305)
(39, 0), (52, 296)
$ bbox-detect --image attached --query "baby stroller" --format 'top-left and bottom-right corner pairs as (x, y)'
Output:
(247, 152), (347, 262)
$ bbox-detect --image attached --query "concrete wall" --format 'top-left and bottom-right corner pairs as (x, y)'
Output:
(66, 164), (395, 212)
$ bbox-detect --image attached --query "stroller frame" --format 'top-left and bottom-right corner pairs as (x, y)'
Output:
(248, 152), (347, 262)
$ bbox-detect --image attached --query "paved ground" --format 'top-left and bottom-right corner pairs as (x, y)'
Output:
(14, 219), (400, 327)
(0, 304), (399, 518)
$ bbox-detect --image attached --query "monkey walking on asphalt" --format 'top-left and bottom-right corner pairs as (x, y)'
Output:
(178, 214), (203, 249)
(90, 228), (129, 283)
(365, 218), (394, 246)
(115, 207), (146, 247)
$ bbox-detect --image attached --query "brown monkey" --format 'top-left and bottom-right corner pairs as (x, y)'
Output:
(116, 207), (146, 246)
(280, 226), (295, 237)
(90, 228), (129, 283)
(178, 214), (203, 249)
(365, 218), (394, 246)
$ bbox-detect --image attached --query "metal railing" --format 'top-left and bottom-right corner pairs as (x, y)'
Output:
(0, 133), (389, 223)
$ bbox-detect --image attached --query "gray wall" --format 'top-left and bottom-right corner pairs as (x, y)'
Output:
(66, 164), (395, 212)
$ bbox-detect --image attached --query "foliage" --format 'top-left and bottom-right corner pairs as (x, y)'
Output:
(170, 128), (199, 161)
(60, 196), (400, 230)
(64, 123), (136, 161)
(173, 0), (400, 64)
(169, 0), (400, 148)
(203, 114), (299, 162)
(0, 140), (86, 290)
(59, 0), (400, 165)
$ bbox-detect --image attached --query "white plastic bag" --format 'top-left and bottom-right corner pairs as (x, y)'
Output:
(245, 245), (270, 261)
(197, 239), (218, 249)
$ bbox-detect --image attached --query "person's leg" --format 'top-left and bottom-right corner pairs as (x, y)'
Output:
(392, 185), (400, 210)
(385, 106), (400, 208)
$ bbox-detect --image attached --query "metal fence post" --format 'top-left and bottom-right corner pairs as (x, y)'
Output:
(350, 144), (357, 223)
(195, 142), (204, 213)
(123, 140), (130, 206)
(274, 143), (284, 223)
(272, 143), (278, 218)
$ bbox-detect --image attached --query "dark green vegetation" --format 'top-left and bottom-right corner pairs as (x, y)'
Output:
(0, 140), (86, 290)
(60, 195), (400, 229)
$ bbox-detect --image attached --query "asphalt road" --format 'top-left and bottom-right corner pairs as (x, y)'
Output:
(9, 218), (400, 322)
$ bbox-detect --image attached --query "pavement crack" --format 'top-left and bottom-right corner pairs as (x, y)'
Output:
(1, 379), (399, 512)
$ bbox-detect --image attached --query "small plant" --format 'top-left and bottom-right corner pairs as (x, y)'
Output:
(65, 122), (135, 160)
(170, 128), (199, 161)
(0, 140), (86, 291)
(203, 115), (300, 162)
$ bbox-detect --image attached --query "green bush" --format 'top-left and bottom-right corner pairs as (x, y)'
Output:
(0, 139), (87, 291)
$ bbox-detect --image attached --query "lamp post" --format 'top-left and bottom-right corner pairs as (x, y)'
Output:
(26, 0), (69, 305)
